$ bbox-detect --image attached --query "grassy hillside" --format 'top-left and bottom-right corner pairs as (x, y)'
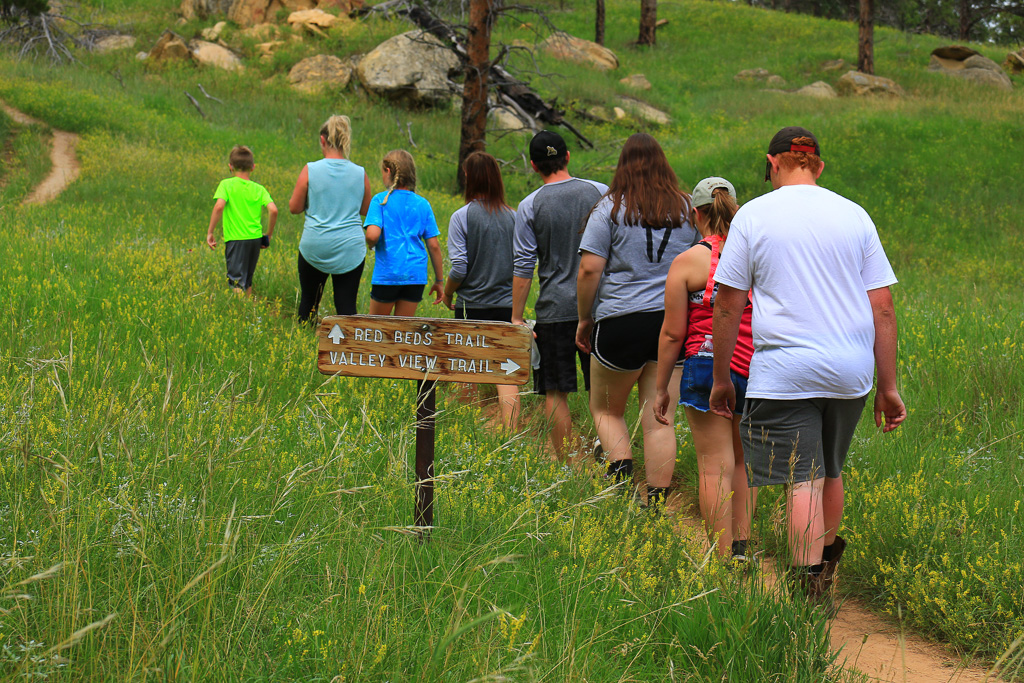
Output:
(0, 0), (1022, 679)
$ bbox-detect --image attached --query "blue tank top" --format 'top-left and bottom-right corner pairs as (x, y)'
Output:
(298, 158), (366, 274)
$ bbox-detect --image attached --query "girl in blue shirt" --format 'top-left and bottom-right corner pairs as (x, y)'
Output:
(364, 149), (444, 316)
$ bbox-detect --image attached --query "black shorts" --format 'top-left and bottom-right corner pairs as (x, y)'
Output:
(534, 320), (590, 395)
(224, 237), (262, 289)
(371, 284), (424, 304)
(591, 310), (669, 372)
(454, 306), (512, 323)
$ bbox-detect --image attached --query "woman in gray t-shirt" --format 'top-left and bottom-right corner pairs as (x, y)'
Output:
(576, 133), (697, 508)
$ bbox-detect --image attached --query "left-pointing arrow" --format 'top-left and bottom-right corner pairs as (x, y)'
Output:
(499, 358), (521, 375)
(328, 324), (345, 345)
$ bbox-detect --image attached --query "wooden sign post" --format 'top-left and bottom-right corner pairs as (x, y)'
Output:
(317, 315), (532, 534)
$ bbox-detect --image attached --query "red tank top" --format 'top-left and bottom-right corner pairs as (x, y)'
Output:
(683, 234), (755, 377)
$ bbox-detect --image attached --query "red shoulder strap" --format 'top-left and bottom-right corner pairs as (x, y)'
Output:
(701, 235), (723, 305)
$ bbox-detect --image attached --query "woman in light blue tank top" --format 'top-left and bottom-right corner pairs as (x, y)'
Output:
(288, 115), (371, 324)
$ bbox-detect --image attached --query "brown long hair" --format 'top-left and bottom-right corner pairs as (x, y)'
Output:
(463, 151), (509, 213)
(606, 133), (689, 228)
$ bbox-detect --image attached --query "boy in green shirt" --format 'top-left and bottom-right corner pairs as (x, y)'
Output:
(206, 145), (278, 294)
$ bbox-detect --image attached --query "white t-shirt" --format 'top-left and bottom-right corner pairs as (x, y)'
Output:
(714, 184), (897, 399)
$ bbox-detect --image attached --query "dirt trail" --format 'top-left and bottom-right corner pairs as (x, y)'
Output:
(1, 101), (80, 204)
(463, 393), (993, 682)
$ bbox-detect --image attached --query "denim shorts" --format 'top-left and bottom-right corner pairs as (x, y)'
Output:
(678, 354), (748, 414)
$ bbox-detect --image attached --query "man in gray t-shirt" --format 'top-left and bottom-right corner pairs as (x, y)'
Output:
(512, 130), (607, 458)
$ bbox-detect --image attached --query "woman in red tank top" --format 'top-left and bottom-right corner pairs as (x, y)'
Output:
(654, 177), (757, 563)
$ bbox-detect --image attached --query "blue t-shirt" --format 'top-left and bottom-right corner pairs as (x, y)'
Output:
(364, 190), (439, 285)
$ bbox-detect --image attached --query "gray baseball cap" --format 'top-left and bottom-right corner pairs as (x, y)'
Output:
(691, 176), (736, 208)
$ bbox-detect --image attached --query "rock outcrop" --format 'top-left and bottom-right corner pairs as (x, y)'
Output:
(357, 31), (461, 106)
(929, 46), (1012, 90)
(794, 81), (837, 98)
(619, 73), (651, 90)
(190, 40), (244, 70)
(540, 32), (618, 71)
(288, 54), (352, 92)
(93, 34), (137, 53)
(836, 70), (903, 97)
(618, 97), (669, 124)
(148, 30), (194, 64)
(181, 0), (361, 25)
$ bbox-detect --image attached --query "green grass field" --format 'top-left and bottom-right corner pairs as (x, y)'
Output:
(1, 0), (1022, 679)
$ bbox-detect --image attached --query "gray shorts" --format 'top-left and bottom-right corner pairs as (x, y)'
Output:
(225, 237), (262, 289)
(740, 396), (867, 487)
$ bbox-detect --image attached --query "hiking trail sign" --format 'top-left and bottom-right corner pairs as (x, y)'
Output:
(317, 315), (531, 386)
(316, 315), (533, 535)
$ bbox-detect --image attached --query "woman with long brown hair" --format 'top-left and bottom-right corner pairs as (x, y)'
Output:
(441, 152), (520, 430)
(576, 133), (698, 507)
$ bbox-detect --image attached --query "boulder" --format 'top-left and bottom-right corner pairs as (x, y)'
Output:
(836, 70), (903, 97)
(287, 8), (342, 33)
(357, 31), (461, 106)
(821, 58), (846, 72)
(540, 32), (618, 71)
(766, 74), (786, 86)
(619, 73), (651, 90)
(794, 81), (837, 98)
(929, 51), (1012, 90)
(148, 30), (193, 63)
(282, 0), (315, 8)
(288, 54), (352, 92)
(201, 21), (228, 40)
(189, 39), (244, 70)
(618, 97), (669, 125)
(256, 40), (285, 61)
(94, 34), (137, 53)
(1005, 50), (1024, 74)
(613, 106), (626, 120)
(932, 45), (979, 61)
(489, 106), (528, 131)
(228, 0), (282, 28)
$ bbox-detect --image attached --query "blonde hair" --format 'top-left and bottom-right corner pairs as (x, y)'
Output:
(381, 149), (416, 206)
(695, 187), (739, 238)
(319, 115), (351, 158)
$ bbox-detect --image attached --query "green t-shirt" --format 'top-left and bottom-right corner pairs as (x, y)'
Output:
(213, 176), (273, 241)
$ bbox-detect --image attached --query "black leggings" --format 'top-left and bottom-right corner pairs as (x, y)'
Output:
(297, 252), (364, 324)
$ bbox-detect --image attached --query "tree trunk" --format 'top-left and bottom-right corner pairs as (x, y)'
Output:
(858, 0), (874, 74)
(958, 0), (971, 40)
(457, 0), (495, 190)
(595, 0), (605, 45)
(638, 0), (656, 45)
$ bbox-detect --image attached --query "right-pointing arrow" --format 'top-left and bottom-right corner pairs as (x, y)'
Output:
(499, 358), (521, 375)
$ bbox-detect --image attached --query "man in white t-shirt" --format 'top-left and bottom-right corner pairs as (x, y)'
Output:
(709, 126), (906, 600)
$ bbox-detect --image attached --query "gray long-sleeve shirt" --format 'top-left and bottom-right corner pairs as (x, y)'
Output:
(447, 200), (516, 308)
(512, 177), (608, 322)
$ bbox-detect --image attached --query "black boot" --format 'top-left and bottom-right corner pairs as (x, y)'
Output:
(814, 535), (847, 595)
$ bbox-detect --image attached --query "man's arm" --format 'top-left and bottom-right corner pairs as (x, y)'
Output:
(868, 286), (906, 433)
(709, 284), (747, 418)
(511, 276), (532, 326)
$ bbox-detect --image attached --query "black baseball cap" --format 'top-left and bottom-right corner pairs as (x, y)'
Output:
(529, 130), (568, 163)
(764, 126), (821, 181)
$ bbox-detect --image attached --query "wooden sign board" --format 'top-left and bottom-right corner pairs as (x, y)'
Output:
(317, 315), (532, 385)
